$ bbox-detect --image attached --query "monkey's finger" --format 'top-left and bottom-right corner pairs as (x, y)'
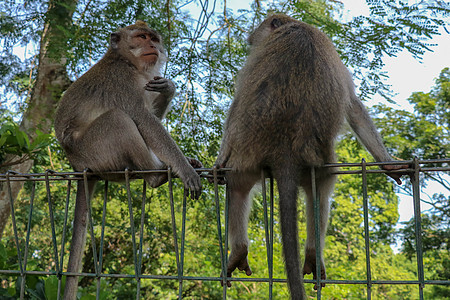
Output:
(195, 184), (203, 199)
(382, 164), (410, 185)
(147, 79), (167, 85)
(226, 272), (233, 287)
(313, 282), (326, 290)
(220, 279), (232, 288)
(145, 82), (169, 91)
(219, 271), (232, 287)
(187, 185), (202, 200)
(188, 158), (203, 169)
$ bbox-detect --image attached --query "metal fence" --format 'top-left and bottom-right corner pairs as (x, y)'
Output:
(1, 158), (449, 299)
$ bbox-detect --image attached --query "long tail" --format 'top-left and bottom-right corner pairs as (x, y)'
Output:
(274, 166), (306, 300)
(63, 179), (97, 300)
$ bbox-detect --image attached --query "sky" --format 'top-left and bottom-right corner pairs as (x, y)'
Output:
(341, 0), (450, 113)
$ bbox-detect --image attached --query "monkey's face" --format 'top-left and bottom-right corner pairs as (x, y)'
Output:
(129, 29), (162, 65)
(111, 25), (166, 69)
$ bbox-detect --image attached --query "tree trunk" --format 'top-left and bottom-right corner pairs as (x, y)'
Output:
(0, 0), (76, 237)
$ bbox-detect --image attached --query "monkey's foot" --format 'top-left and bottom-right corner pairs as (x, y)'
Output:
(145, 174), (168, 188)
(207, 164), (227, 185)
(222, 246), (252, 287)
(303, 248), (326, 290)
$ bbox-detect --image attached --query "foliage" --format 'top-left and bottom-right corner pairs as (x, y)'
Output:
(373, 68), (450, 161)
(374, 67), (450, 299)
(0, 118), (52, 168)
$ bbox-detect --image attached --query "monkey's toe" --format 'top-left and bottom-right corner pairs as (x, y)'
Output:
(226, 247), (252, 279)
(303, 249), (326, 289)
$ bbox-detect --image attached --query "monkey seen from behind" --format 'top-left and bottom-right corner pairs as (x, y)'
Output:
(213, 14), (409, 299)
(54, 21), (202, 300)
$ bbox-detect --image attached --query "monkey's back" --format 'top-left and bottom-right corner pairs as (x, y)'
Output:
(55, 54), (143, 150)
(224, 21), (351, 171)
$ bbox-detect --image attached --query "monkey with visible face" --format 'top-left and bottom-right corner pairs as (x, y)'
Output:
(214, 14), (407, 299)
(54, 21), (202, 300)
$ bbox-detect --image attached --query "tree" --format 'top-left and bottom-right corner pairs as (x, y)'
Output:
(0, 0), (75, 237)
(373, 68), (450, 299)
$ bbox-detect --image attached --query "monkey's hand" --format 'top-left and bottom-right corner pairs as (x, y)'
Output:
(144, 76), (175, 97)
(382, 163), (410, 185)
(303, 248), (326, 290)
(222, 246), (252, 287)
(187, 157), (203, 169)
(179, 165), (202, 200)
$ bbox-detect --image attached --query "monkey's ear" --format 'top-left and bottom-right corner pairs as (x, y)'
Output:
(270, 18), (283, 30)
(110, 32), (120, 49)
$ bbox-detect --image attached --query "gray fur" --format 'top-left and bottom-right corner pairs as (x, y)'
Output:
(55, 22), (202, 300)
(216, 14), (406, 299)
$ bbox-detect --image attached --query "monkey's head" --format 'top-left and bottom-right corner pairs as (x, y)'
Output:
(248, 14), (298, 46)
(110, 20), (167, 71)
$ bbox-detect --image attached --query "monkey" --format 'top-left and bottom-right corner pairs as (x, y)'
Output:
(54, 21), (202, 300)
(213, 14), (408, 299)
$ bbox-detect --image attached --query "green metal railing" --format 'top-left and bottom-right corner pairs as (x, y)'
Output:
(1, 158), (449, 299)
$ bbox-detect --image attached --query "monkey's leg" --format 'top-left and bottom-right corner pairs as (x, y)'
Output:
(302, 170), (336, 290)
(75, 109), (168, 187)
(224, 171), (259, 286)
(273, 166), (306, 300)
(63, 179), (97, 300)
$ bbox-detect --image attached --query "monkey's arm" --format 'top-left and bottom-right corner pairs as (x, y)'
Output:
(346, 94), (409, 184)
(133, 109), (202, 197)
(145, 77), (175, 119)
(346, 95), (392, 161)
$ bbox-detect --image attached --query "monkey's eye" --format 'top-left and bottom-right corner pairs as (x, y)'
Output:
(138, 34), (147, 39)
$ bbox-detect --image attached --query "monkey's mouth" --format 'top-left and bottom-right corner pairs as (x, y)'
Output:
(143, 53), (158, 57)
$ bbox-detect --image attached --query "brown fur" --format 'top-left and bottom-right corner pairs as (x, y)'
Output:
(55, 21), (202, 300)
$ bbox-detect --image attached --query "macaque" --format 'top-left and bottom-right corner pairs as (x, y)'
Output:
(214, 14), (407, 299)
(54, 21), (202, 300)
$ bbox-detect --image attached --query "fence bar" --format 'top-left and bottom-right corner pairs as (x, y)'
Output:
(311, 166), (322, 299)
(361, 159), (372, 299)
(213, 165), (227, 300)
(44, 171), (61, 277)
(269, 177), (274, 298)
(224, 179), (229, 297)
(261, 169), (273, 299)
(83, 170), (100, 283)
(167, 167), (183, 298)
(412, 158), (425, 299)
(59, 179), (71, 300)
(137, 181), (147, 299)
(21, 179), (35, 299)
(97, 181), (109, 299)
(125, 169), (141, 299)
(6, 176), (24, 300)
(2, 160), (450, 299)
(2, 267), (449, 284)
(179, 186), (188, 299)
